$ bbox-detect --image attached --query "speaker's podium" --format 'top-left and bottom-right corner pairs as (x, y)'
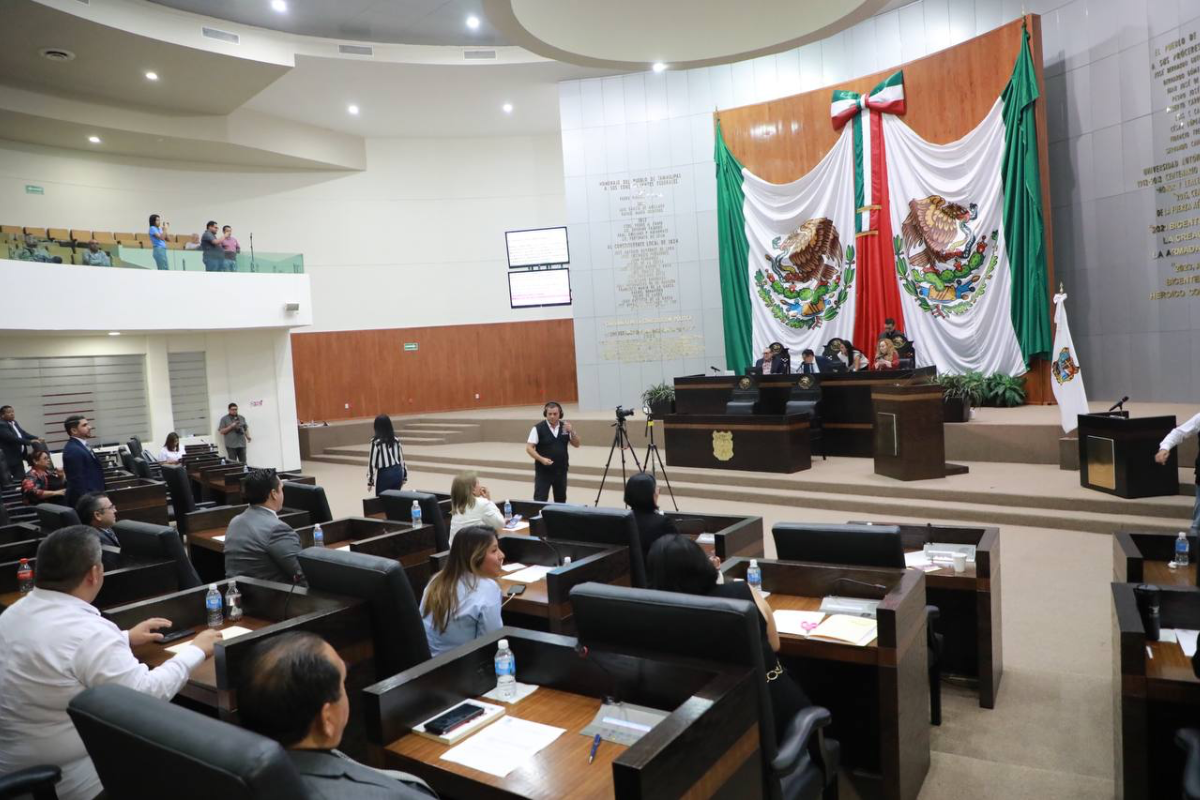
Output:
(1077, 413), (1178, 498)
(872, 384), (968, 481)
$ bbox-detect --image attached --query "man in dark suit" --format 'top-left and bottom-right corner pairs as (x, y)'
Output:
(224, 469), (306, 585)
(76, 491), (122, 570)
(753, 346), (787, 375)
(239, 632), (435, 799)
(0, 405), (43, 480)
(62, 415), (105, 510)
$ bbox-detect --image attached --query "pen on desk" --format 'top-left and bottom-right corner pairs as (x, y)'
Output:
(588, 733), (602, 764)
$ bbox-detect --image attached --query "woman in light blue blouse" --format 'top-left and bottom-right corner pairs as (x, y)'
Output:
(148, 213), (169, 271)
(420, 526), (506, 657)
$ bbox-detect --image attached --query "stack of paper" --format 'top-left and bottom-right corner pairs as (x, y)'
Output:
(440, 716), (565, 777)
(501, 563), (528, 573)
(165, 625), (253, 654)
(502, 565), (553, 584)
(773, 610), (826, 636)
(807, 614), (878, 647)
(1161, 628), (1200, 657)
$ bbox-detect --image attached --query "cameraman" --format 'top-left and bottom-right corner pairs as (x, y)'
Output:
(218, 402), (252, 463)
(525, 401), (579, 502)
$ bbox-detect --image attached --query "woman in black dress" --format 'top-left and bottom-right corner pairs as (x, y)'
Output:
(624, 472), (677, 557)
(646, 534), (810, 745)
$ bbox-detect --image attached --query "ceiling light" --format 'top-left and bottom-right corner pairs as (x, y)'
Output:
(502, 102), (513, 113)
(347, 104), (359, 115)
(108, 331), (121, 336)
(652, 62), (667, 73)
(466, 15), (480, 29)
(145, 71), (158, 81)
(271, 0), (287, 12)
(87, 135), (101, 144)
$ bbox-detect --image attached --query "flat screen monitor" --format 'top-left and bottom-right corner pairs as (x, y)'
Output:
(505, 226), (569, 268)
(509, 268), (571, 308)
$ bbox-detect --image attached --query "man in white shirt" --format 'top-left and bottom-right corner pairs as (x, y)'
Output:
(1156, 410), (1200, 534)
(525, 402), (580, 502)
(0, 526), (221, 800)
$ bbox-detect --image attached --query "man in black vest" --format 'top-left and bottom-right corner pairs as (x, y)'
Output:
(525, 401), (580, 503)
(1156, 411), (1200, 534)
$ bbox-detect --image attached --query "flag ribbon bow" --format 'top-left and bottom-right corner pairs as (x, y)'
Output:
(830, 71), (907, 131)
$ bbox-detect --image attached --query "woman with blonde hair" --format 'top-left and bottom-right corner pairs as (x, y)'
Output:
(873, 337), (899, 370)
(420, 526), (506, 657)
(449, 470), (505, 543)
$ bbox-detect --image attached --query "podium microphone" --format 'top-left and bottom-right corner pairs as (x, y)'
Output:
(1108, 396), (1129, 412)
(709, 365), (722, 374)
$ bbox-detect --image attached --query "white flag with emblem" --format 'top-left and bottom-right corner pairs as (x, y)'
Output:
(1049, 292), (1088, 433)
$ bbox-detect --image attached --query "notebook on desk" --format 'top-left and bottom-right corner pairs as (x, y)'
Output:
(807, 614), (878, 647)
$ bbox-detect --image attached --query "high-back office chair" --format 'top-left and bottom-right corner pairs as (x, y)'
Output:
(381, 490), (449, 552)
(571, 583), (839, 800)
(541, 505), (646, 588)
(772, 523), (944, 726)
(126, 437), (143, 457)
(1178, 728), (1200, 800)
(298, 547), (430, 678)
(282, 482), (333, 525)
(132, 456), (152, 480)
(68, 685), (310, 800)
(114, 519), (202, 590)
(35, 503), (80, 535)
(0, 766), (61, 800)
(160, 464), (217, 536)
(119, 450), (137, 474)
(727, 374), (761, 415)
(785, 377), (825, 460)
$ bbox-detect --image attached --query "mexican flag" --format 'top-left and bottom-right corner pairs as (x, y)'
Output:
(718, 29), (1050, 374)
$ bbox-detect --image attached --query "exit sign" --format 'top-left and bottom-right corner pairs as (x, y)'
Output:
(403, 342), (418, 352)
(25, 185), (43, 195)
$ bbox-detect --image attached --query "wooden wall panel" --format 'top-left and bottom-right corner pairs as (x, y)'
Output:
(716, 16), (1055, 401)
(291, 320), (578, 421)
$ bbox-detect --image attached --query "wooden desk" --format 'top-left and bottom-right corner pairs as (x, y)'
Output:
(665, 512), (764, 560)
(1113, 582), (1200, 799)
(722, 558), (929, 800)
(103, 478), (169, 526)
(663, 413), (812, 473)
(294, 517), (435, 597)
(0, 522), (40, 546)
(0, 554), (179, 612)
(853, 521), (1003, 709)
(107, 577), (371, 721)
(365, 629), (762, 799)
(186, 505), (312, 583)
(1114, 530), (1198, 588)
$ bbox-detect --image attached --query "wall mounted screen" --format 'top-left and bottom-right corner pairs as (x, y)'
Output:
(505, 226), (569, 268)
(509, 268), (572, 308)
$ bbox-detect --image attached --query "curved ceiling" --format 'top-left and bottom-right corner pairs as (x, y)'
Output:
(148, 0), (511, 46)
(484, 0), (895, 70)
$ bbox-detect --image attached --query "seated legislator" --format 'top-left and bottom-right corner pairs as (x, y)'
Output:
(157, 431), (185, 464)
(753, 346), (788, 375)
(624, 472), (678, 557)
(646, 534), (811, 746)
(873, 338), (900, 370)
(79, 241), (111, 267)
(877, 316), (904, 341)
(796, 348), (823, 375)
(225, 469), (307, 585)
(448, 470), (504, 544)
(0, 526), (220, 800)
(239, 632), (435, 798)
(827, 338), (868, 372)
(76, 492), (122, 571)
(21, 448), (66, 505)
(419, 526), (504, 658)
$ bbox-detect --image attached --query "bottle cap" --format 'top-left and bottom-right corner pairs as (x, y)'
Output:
(563, 556), (573, 565)
(209, 584), (217, 590)
(749, 558), (759, 567)
(498, 638), (509, 650)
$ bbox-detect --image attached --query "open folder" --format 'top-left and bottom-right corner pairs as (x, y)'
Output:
(806, 614), (878, 647)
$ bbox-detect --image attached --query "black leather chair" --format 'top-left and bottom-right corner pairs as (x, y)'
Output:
(381, 490), (449, 552)
(282, 483), (333, 526)
(1178, 728), (1200, 799)
(160, 464), (217, 535)
(772, 522), (944, 726)
(727, 374), (761, 415)
(35, 503), (80, 535)
(785, 378), (825, 460)
(298, 547), (430, 678)
(114, 519), (202, 590)
(541, 505), (646, 588)
(0, 766), (61, 799)
(571, 582), (839, 800)
(126, 437), (143, 457)
(119, 450), (136, 474)
(132, 456), (152, 480)
(68, 684), (310, 799)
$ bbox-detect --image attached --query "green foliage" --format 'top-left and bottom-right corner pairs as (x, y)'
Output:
(641, 382), (675, 407)
(981, 373), (1027, 407)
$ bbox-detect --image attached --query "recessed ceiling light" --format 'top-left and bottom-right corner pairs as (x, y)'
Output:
(271, 0), (287, 12)
(87, 135), (101, 144)
(502, 102), (513, 114)
(652, 62), (667, 73)
(347, 104), (359, 115)
(466, 15), (480, 29)
(145, 71), (158, 81)
(108, 331), (121, 336)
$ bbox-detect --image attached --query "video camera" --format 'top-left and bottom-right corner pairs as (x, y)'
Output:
(614, 405), (636, 422)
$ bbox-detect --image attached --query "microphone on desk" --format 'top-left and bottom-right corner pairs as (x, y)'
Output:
(709, 365), (722, 374)
(575, 643), (618, 706)
(538, 536), (564, 567)
(832, 577), (887, 594)
(1108, 396), (1129, 412)
(281, 572), (302, 620)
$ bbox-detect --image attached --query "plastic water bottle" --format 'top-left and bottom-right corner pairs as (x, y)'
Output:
(313, 524), (325, 548)
(1176, 532), (1190, 567)
(503, 500), (513, 523)
(16, 559), (33, 595)
(411, 500), (422, 527)
(494, 638), (516, 701)
(205, 584), (223, 629)
(225, 580), (243, 622)
(746, 559), (762, 591)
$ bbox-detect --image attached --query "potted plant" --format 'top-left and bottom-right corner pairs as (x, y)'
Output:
(982, 373), (1026, 407)
(933, 374), (971, 423)
(641, 382), (676, 418)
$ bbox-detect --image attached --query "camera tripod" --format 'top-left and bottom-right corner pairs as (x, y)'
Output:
(642, 412), (678, 511)
(594, 409), (643, 506)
